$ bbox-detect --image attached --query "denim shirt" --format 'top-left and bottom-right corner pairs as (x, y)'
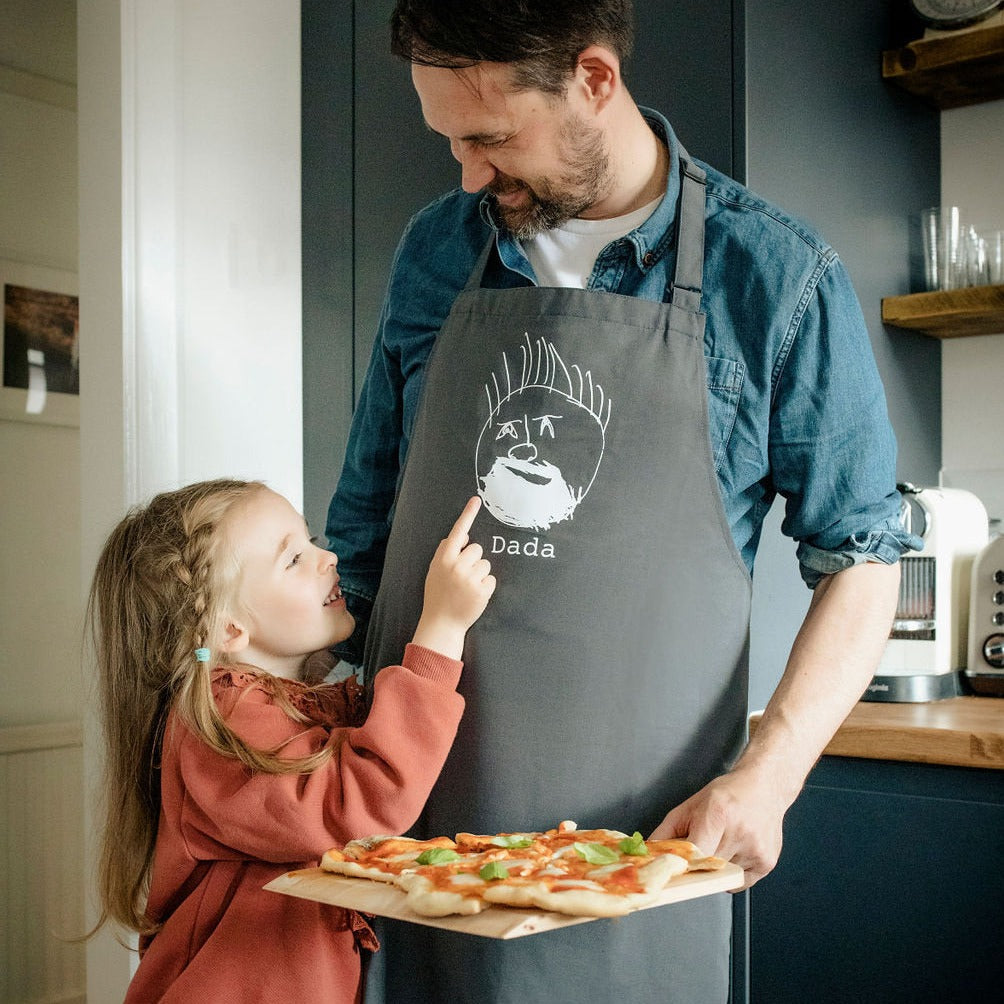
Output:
(326, 109), (918, 658)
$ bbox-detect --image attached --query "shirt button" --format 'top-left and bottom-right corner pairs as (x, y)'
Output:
(642, 252), (656, 267)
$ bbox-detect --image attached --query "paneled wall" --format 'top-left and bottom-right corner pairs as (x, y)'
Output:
(0, 724), (85, 1004)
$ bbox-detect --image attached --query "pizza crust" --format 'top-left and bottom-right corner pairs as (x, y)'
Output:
(398, 871), (489, 916)
(341, 835), (457, 860)
(319, 855), (401, 883)
(321, 835), (459, 882)
(517, 883), (649, 917)
(492, 852), (688, 918)
(479, 881), (541, 909)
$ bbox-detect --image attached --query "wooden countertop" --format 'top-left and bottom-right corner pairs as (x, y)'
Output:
(750, 697), (1004, 771)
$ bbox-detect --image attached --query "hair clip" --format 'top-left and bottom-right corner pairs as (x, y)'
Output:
(194, 648), (211, 663)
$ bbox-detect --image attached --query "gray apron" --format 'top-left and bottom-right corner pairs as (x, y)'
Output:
(363, 149), (751, 1003)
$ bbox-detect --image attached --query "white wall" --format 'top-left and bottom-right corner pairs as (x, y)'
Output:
(940, 97), (1004, 529)
(0, 1), (82, 729)
(78, 1), (303, 997)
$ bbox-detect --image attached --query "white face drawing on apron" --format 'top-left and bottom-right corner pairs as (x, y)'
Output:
(475, 332), (612, 531)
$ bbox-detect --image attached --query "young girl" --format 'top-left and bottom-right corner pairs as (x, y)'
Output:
(87, 479), (495, 1003)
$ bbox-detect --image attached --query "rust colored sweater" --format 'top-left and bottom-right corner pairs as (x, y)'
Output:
(124, 644), (464, 1004)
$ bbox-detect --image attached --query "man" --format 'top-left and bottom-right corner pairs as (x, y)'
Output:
(325, 2), (918, 1000)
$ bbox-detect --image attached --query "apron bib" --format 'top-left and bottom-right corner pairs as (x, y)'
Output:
(364, 150), (751, 1003)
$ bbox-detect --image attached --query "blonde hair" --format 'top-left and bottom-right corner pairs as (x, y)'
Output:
(87, 479), (335, 936)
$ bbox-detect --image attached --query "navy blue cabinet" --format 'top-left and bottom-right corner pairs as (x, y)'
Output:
(750, 756), (1004, 1003)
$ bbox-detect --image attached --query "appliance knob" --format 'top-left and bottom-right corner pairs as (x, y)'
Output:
(984, 634), (1004, 669)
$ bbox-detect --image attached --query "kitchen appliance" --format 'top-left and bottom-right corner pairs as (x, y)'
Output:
(864, 485), (989, 702)
(964, 534), (1004, 696)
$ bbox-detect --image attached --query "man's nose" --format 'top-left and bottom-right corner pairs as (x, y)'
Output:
(317, 548), (337, 572)
(451, 139), (496, 193)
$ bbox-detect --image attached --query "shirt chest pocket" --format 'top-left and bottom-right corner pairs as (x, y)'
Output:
(704, 355), (744, 473)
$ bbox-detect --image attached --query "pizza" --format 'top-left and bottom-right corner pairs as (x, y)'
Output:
(320, 820), (727, 919)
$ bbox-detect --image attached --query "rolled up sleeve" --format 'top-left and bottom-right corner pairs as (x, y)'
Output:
(797, 516), (923, 588)
(768, 256), (923, 588)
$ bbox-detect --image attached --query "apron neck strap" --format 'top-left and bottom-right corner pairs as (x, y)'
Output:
(669, 144), (707, 312)
(464, 238), (495, 292)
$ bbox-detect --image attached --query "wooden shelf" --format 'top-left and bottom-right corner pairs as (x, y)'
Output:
(882, 284), (1004, 338)
(882, 24), (1004, 108)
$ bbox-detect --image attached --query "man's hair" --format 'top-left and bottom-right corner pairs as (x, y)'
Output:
(390, 0), (634, 95)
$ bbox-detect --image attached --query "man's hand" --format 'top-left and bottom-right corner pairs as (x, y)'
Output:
(649, 766), (789, 888)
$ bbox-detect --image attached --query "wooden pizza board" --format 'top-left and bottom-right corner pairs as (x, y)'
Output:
(264, 862), (745, 940)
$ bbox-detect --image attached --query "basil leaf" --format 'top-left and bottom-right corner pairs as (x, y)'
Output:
(415, 848), (461, 866)
(479, 861), (510, 881)
(573, 842), (620, 865)
(619, 832), (649, 856)
(492, 835), (533, 849)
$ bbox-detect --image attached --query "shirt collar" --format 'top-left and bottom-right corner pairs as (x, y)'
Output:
(478, 107), (683, 273)
(626, 108), (682, 270)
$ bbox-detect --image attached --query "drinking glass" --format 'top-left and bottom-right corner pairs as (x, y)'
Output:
(910, 206), (965, 292)
(964, 225), (990, 286)
(982, 229), (1004, 285)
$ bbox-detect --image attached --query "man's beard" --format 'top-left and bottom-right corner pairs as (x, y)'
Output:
(489, 113), (612, 240)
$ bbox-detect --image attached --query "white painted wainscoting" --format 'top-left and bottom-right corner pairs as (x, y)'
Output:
(0, 723), (85, 1004)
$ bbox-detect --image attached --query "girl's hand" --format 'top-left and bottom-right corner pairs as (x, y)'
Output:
(411, 497), (496, 659)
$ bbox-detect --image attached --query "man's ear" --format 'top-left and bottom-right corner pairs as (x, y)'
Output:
(218, 618), (250, 654)
(574, 44), (619, 111)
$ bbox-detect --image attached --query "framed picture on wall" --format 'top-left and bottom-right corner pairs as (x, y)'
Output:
(1, 259), (79, 427)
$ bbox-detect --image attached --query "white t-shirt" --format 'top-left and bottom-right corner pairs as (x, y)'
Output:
(522, 195), (662, 289)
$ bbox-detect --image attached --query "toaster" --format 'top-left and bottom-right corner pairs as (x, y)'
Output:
(864, 484), (989, 702)
(964, 534), (1004, 696)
